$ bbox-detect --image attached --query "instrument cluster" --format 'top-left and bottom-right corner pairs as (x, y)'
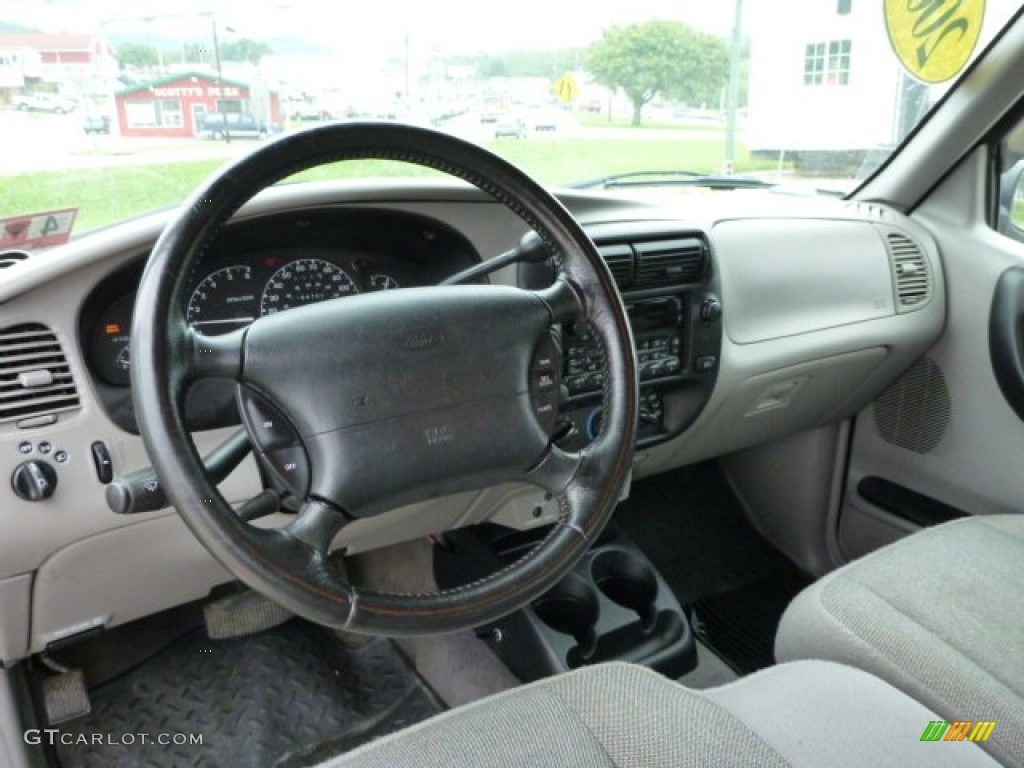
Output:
(91, 250), (414, 387)
(80, 207), (482, 432)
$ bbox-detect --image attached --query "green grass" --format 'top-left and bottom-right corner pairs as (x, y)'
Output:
(1, 136), (768, 235)
(574, 112), (723, 132)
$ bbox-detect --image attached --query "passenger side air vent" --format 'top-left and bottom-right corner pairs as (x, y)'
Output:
(0, 250), (30, 270)
(0, 323), (80, 424)
(886, 232), (931, 311)
(634, 237), (707, 289)
(597, 243), (634, 289)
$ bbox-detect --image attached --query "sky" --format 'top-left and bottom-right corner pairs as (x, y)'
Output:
(1, 0), (740, 55)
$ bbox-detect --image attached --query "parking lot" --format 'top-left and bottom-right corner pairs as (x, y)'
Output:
(0, 104), (733, 176)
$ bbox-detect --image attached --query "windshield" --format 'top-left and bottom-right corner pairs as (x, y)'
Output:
(0, 0), (1019, 242)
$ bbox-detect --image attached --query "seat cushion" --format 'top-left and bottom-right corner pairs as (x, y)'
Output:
(776, 514), (1024, 767)
(323, 660), (998, 767)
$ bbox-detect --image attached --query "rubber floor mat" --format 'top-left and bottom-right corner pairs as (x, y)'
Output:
(55, 620), (442, 768)
(691, 568), (809, 675)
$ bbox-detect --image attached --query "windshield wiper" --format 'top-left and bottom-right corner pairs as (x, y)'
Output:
(568, 170), (776, 192)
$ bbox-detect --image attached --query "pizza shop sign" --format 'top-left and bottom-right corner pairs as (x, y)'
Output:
(150, 85), (243, 98)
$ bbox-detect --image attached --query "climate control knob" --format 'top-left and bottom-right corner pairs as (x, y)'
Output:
(700, 298), (723, 322)
(12, 460), (58, 501)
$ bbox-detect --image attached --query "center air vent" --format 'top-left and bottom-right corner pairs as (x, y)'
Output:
(634, 237), (707, 289)
(886, 232), (931, 311)
(0, 323), (80, 424)
(597, 243), (635, 289)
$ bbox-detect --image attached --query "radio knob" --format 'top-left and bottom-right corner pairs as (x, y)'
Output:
(700, 298), (722, 322)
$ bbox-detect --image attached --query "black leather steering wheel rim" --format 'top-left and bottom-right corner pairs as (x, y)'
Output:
(131, 121), (637, 635)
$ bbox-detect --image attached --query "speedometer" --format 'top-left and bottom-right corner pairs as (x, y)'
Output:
(187, 265), (261, 335)
(260, 258), (358, 315)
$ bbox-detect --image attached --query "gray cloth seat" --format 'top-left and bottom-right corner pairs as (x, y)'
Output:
(324, 659), (998, 767)
(776, 514), (1024, 767)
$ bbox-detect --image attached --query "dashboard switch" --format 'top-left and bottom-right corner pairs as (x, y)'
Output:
(91, 441), (113, 484)
(12, 460), (58, 501)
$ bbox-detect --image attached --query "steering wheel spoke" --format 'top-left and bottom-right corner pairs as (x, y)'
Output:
(286, 499), (350, 555)
(527, 445), (584, 496)
(534, 276), (585, 325)
(186, 326), (243, 381)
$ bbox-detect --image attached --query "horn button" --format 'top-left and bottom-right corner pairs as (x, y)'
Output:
(235, 285), (559, 517)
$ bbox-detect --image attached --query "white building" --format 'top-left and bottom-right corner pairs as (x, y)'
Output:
(746, 0), (906, 166)
(746, 0), (1018, 172)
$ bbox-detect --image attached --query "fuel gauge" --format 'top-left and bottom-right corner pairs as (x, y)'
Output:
(91, 293), (135, 386)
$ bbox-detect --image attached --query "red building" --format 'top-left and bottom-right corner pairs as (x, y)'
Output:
(114, 71), (281, 138)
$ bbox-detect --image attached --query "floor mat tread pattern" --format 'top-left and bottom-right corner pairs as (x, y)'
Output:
(55, 620), (441, 768)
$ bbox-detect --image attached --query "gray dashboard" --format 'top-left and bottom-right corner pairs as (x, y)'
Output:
(0, 181), (943, 660)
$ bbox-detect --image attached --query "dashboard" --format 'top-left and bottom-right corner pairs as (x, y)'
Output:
(0, 180), (945, 660)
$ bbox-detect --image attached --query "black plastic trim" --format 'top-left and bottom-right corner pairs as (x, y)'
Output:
(989, 266), (1024, 421)
(857, 476), (968, 528)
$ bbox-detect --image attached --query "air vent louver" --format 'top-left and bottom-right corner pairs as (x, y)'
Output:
(597, 243), (634, 289)
(0, 323), (80, 424)
(634, 237), (707, 288)
(0, 251), (30, 269)
(886, 232), (931, 310)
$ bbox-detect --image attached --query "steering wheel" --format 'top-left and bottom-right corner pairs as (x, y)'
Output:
(131, 122), (637, 635)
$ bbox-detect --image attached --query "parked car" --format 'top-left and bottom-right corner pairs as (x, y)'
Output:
(81, 115), (111, 135)
(494, 115), (526, 139)
(15, 92), (77, 114)
(199, 112), (276, 139)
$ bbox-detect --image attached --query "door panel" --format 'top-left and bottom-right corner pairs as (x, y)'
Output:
(841, 147), (1024, 561)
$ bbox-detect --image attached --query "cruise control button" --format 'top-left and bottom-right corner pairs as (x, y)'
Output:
(240, 390), (298, 450)
(266, 445), (310, 497)
(534, 371), (556, 392)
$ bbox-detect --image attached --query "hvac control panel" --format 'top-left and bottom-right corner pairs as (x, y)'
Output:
(556, 292), (723, 451)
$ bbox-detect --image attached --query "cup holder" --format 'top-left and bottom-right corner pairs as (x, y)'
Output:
(591, 550), (659, 631)
(531, 573), (599, 660)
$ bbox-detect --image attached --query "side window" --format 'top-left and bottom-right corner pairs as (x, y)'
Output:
(997, 116), (1024, 241)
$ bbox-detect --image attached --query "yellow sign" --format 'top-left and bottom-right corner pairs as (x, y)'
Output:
(884, 0), (986, 84)
(553, 74), (580, 104)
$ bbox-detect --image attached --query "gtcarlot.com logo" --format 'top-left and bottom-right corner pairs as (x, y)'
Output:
(24, 729), (204, 747)
(920, 721), (997, 743)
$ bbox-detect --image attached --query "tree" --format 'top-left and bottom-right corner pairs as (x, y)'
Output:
(220, 39), (273, 64)
(586, 20), (729, 126)
(117, 42), (160, 70)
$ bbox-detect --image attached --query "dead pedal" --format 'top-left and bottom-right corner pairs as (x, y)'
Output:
(42, 668), (91, 725)
(204, 589), (295, 639)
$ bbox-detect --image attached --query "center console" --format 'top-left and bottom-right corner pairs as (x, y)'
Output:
(441, 221), (722, 682)
(435, 525), (696, 680)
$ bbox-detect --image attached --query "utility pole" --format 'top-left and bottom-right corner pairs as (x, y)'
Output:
(211, 16), (230, 143)
(724, 0), (744, 174)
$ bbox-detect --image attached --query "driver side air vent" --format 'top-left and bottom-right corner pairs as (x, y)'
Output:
(634, 237), (707, 289)
(0, 250), (30, 270)
(0, 323), (80, 424)
(886, 232), (931, 311)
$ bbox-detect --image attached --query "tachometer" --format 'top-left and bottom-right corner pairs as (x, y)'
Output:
(187, 265), (261, 335)
(260, 258), (358, 315)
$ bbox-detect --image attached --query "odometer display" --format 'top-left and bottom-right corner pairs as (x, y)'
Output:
(260, 258), (358, 315)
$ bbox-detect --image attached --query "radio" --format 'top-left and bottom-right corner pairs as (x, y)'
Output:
(563, 298), (684, 396)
